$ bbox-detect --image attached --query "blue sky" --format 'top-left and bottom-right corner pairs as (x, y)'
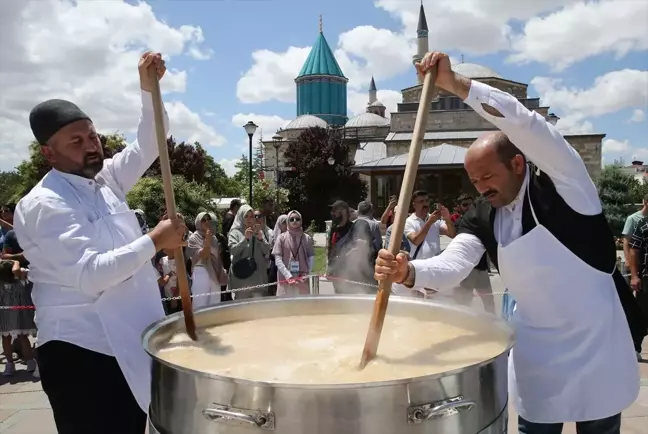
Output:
(152, 0), (647, 172)
(1, 0), (646, 173)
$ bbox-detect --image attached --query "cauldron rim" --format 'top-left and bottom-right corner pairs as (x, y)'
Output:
(142, 295), (515, 390)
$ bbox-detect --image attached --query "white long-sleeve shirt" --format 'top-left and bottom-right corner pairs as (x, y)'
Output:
(411, 80), (601, 291)
(13, 90), (169, 356)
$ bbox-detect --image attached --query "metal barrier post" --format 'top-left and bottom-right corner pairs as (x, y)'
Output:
(309, 275), (320, 295)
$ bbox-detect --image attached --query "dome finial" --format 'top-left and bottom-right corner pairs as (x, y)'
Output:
(319, 14), (323, 33)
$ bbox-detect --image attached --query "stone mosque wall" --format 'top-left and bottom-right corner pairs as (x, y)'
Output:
(385, 134), (603, 180)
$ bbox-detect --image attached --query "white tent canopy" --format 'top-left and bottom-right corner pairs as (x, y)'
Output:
(209, 197), (247, 211)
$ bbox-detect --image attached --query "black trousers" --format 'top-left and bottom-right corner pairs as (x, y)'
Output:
(637, 280), (648, 352)
(268, 256), (278, 296)
(37, 341), (147, 434)
(518, 413), (621, 434)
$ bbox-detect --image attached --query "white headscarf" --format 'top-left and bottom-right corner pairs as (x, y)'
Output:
(187, 211), (227, 285)
(273, 214), (288, 241)
(230, 204), (253, 233)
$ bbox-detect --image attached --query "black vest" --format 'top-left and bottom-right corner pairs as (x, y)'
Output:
(457, 165), (647, 345)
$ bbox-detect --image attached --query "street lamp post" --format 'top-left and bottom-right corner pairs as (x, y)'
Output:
(243, 121), (258, 205)
(272, 134), (283, 207)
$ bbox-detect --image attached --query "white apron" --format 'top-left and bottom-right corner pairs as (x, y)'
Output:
(497, 180), (639, 423)
(94, 205), (166, 412)
(62, 176), (165, 413)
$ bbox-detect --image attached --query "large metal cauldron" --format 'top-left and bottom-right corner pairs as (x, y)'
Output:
(144, 295), (514, 434)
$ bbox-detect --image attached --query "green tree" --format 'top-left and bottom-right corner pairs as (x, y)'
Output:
(254, 137), (265, 174)
(206, 159), (243, 197)
(13, 133), (127, 201)
(126, 175), (215, 227)
(630, 179), (648, 204)
(232, 154), (250, 186)
(232, 140), (266, 190)
(282, 127), (367, 229)
(241, 178), (289, 210)
(143, 137), (239, 197)
(597, 165), (638, 235)
(0, 171), (23, 205)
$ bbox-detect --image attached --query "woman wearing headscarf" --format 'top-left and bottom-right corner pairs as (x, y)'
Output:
(228, 205), (271, 298)
(267, 214), (288, 296)
(272, 210), (315, 296)
(187, 212), (228, 309)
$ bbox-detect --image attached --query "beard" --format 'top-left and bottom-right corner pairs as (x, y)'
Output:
(78, 153), (104, 178)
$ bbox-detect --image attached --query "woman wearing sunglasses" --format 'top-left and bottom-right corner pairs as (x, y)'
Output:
(272, 210), (314, 296)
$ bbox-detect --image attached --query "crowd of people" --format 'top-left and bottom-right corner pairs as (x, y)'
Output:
(325, 193), (496, 315)
(0, 203), (37, 377)
(146, 197), (318, 315)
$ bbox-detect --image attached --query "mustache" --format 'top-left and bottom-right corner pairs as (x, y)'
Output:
(483, 190), (498, 197)
(84, 153), (102, 164)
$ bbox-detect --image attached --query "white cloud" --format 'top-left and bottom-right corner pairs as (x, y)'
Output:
(532, 69), (648, 135)
(377, 0), (646, 70)
(236, 47), (311, 104)
(508, 0), (648, 71)
(167, 102), (225, 147)
(236, 1), (648, 106)
(555, 115), (594, 135)
(218, 158), (239, 177)
(603, 138), (631, 154)
(347, 89), (402, 118)
(376, 0), (578, 55)
(335, 26), (415, 88)
(600, 139), (648, 167)
(629, 109), (646, 123)
(236, 25), (416, 104)
(0, 0), (220, 170)
(231, 113), (290, 140)
(631, 148), (648, 162)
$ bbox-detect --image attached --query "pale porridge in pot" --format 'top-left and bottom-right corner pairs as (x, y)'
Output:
(156, 313), (508, 384)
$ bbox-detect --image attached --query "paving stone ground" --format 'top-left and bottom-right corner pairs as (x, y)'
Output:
(1, 235), (647, 433)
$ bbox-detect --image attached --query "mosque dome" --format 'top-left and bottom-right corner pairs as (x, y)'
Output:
(345, 112), (389, 128)
(368, 100), (385, 108)
(452, 62), (502, 79)
(284, 114), (328, 130)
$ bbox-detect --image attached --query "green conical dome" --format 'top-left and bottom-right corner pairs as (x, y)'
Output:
(294, 23), (348, 127)
(297, 32), (346, 78)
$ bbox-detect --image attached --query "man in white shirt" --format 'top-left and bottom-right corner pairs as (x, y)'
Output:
(404, 190), (455, 260)
(13, 52), (186, 434)
(375, 51), (640, 434)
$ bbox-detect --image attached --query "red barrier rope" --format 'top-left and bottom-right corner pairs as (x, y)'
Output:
(0, 274), (313, 310)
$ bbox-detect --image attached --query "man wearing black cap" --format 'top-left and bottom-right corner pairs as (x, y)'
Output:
(327, 200), (377, 293)
(13, 52), (187, 434)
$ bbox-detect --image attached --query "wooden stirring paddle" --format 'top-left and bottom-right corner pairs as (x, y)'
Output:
(148, 67), (198, 341)
(359, 67), (437, 369)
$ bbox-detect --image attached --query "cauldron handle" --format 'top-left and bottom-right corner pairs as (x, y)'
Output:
(203, 404), (275, 430)
(408, 397), (476, 425)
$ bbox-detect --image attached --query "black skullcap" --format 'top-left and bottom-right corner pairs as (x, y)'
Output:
(29, 99), (91, 145)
